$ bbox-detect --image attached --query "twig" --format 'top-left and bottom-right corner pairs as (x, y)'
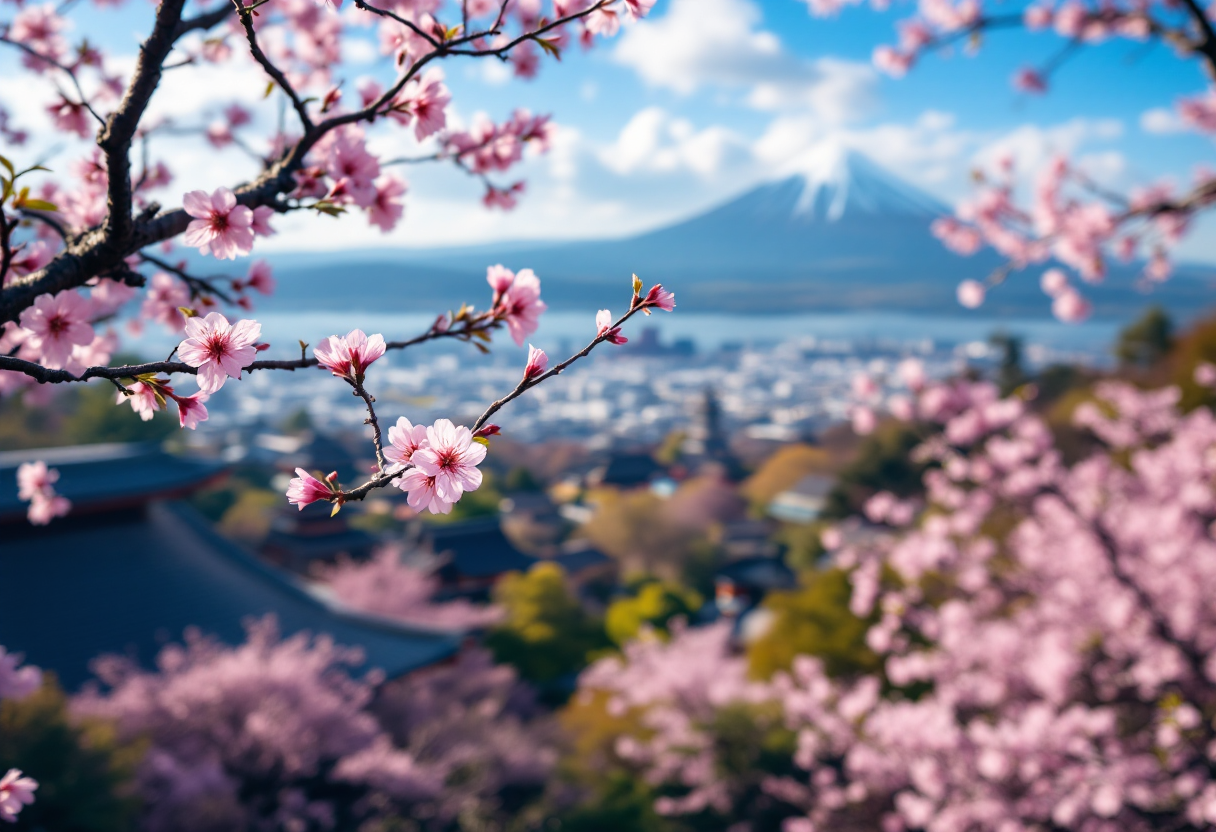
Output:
(232, 0), (314, 131)
(472, 302), (645, 431)
(351, 379), (387, 472)
(138, 251), (239, 305)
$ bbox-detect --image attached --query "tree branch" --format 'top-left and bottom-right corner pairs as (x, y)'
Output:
(472, 302), (644, 432)
(0, 309), (501, 384)
(233, 0), (314, 131)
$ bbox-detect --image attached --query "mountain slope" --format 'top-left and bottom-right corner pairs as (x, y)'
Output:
(268, 148), (1215, 317)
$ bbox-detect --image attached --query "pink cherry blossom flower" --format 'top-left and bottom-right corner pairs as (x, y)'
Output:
(397, 469), (454, 515)
(287, 468), (336, 510)
(314, 329), (386, 383)
(140, 272), (191, 331)
(205, 120), (233, 148)
(27, 491), (70, 525)
(393, 68), (450, 141)
(1194, 362), (1216, 387)
(324, 132), (380, 208)
(1024, 3), (1052, 27)
(1013, 67), (1047, 93)
(411, 419), (486, 503)
(523, 344), (548, 380)
(18, 289), (95, 370)
(957, 279), (986, 309)
(88, 278), (137, 316)
(495, 268), (547, 346)
(385, 416), (429, 466)
(17, 461), (69, 526)
(872, 45), (913, 77)
(898, 357), (926, 391)
(177, 312), (262, 393)
(251, 205), (276, 237)
(0, 648), (41, 701)
(487, 264), (516, 300)
(623, 0), (656, 19)
(1040, 268), (1069, 297)
(596, 309), (628, 344)
(7, 240), (53, 281)
(852, 373), (879, 400)
(174, 392), (210, 429)
(182, 187), (255, 260)
(119, 381), (164, 421)
(0, 770), (36, 823)
(47, 97), (90, 137)
(368, 175), (407, 233)
(245, 260), (276, 295)
(852, 405), (877, 435)
(640, 283), (675, 313)
(16, 460), (57, 502)
(585, 4), (620, 36)
(932, 217), (983, 254)
(1051, 288), (1092, 322)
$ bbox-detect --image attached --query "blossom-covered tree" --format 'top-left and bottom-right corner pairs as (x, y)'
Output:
(0, 649), (39, 826)
(582, 378), (1216, 832)
(804, 0), (1216, 320)
(316, 547), (502, 631)
(0, 0), (670, 522)
(72, 617), (558, 832)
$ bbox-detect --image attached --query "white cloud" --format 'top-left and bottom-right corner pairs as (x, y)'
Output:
(613, 0), (877, 123)
(971, 118), (1125, 181)
(597, 106), (750, 177)
(1141, 107), (1187, 135)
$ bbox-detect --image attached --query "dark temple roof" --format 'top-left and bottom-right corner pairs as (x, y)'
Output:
(0, 442), (459, 688)
(419, 517), (536, 579)
(0, 443), (226, 521)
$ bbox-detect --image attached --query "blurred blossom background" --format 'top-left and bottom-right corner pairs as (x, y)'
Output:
(6, 0), (1216, 830)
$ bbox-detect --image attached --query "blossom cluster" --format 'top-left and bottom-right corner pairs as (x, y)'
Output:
(590, 377), (1216, 831)
(0, 648), (40, 824)
(15, 460), (69, 526)
(71, 618), (554, 832)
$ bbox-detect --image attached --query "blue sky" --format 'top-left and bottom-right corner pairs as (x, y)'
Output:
(3, 0), (1216, 259)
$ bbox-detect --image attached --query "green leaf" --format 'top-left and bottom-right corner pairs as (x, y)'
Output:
(536, 37), (561, 60)
(19, 199), (58, 212)
(263, 80), (276, 98)
(0, 155), (13, 177)
(472, 435), (491, 447)
(177, 306), (199, 318)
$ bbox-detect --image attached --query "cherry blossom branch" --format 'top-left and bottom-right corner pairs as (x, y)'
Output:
(446, 2), (610, 57)
(0, 210), (13, 286)
(472, 302), (643, 432)
(1046, 485), (1208, 681)
(351, 379), (386, 472)
(232, 0), (314, 131)
(0, 0), (604, 325)
(138, 251), (239, 305)
(0, 308), (502, 384)
(0, 35), (106, 127)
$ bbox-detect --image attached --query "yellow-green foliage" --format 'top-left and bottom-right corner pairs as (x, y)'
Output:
(747, 568), (879, 680)
(1169, 313), (1216, 412)
(485, 562), (610, 683)
(0, 679), (142, 832)
(217, 488), (281, 541)
(740, 444), (834, 508)
(822, 423), (925, 519)
(604, 581), (702, 646)
(581, 489), (710, 582)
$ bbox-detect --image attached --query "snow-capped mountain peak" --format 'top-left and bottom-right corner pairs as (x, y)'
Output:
(778, 144), (946, 222)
